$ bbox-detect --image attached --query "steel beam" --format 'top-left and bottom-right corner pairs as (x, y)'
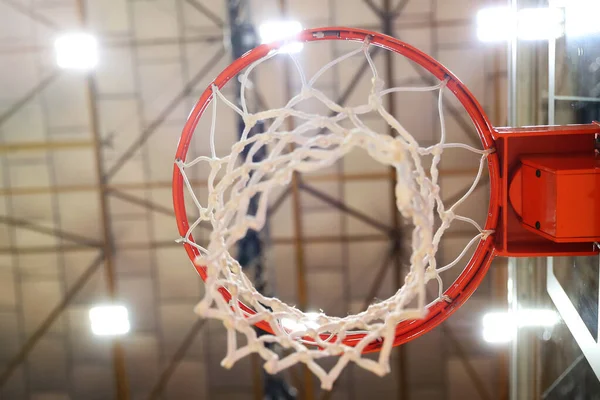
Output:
(0, 230), (480, 254)
(0, 168), (483, 196)
(86, 64), (131, 400)
(380, 1), (408, 397)
(1, 0), (58, 30)
(184, 0), (224, 27)
(276, 1), (313, 397)
(441, 324), (492, 400)
(0, 215), (103, 247)
(0, 140), (93, 153)
(0, 253), (105, 387)
(362, 244), (397, 310)
(74, 0), (130, 396)
(147, 319), (207, 399)
(0, 71), (61, 128)
(104, 45), (227, 181)
(0, 35), (224, 56)
(300, 183), (393, 234)
(444, 174), (489, 209)
(391, 0), (410, 17)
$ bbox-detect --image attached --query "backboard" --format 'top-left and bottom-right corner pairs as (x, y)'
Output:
(509, 1), (600, 397)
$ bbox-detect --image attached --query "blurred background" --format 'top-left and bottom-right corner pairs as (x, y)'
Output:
(0, 0), (599, 399)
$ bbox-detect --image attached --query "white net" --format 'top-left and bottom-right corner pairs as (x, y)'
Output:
(175, 38), (493, 390)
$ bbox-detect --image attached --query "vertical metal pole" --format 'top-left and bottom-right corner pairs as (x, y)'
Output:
(548, 34), (556, 125)
(225, 1), (271, 398)
(87, 67), (130, 400)
(0, 153), (29, 397)
(508, 0), (518, 127)
(75, 1), (129, 398)
(276, 1), (312, 397)
(381, 1), (408, 398)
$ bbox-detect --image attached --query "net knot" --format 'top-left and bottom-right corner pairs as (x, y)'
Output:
(424, 266), (439, 281)
(481, 229), (494, 239)
(368, 92), (382, 109)
(442, 209), (455, 223)
(243, 113), (258, 128)
(300, 85), (313, 99)
(315, 135), (332, 147)
(199, 208), (211, 220)
(260, 160), (276, 173)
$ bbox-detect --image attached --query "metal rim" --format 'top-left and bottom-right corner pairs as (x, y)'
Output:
(172, 27), (501, 350)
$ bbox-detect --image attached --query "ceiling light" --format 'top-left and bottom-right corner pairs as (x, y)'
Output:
(54, 32), (99, 70)
(482, 308), (559, 343)
(476, 7), (564, 42)
(564, 2), (600, 37)
(258, 20), (303, 54)
(517, 8), (563, 41)
(89, 304), (130, 336)
(476, 7), (517, 42)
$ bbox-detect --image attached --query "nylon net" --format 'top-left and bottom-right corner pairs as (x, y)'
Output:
(175, 38), (493, 389)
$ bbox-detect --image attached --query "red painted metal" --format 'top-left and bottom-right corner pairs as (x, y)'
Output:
(510, 153), (600, 243)
(172, 27), (600, 352)
(495, 125), (600, 256)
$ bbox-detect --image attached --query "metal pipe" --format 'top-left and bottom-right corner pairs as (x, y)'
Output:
(104, 46), (227, 181)
(0, 168), (484, 196)
(0, 215), (103, 247)
(0, 253), (105, 387)
(0, 71), (61, 128)
(73, 0), (130, 396)
(0, 226), (480, 255)
(86, 60), (131, 400)
(441, 324), (492, 400)
(362, 244), (396, 310)
(184, 0), (224, 27)
(0, 140), (92, 153)
(1, 0), (58, 30)
(381, 0), (408, 397)
(300, 183), (393, 235)
(147, 319), (207, 399)
(277, 1), (313, 397)
(0, 150), (30, 396)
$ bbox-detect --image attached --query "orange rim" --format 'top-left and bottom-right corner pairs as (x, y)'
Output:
(172, 27), (501, 350)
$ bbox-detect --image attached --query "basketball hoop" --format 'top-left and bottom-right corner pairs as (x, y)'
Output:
(172, 27), (600, 389)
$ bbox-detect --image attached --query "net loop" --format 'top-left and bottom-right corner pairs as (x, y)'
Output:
(177, 39), (493, 390)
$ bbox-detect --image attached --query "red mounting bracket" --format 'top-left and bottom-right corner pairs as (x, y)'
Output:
(494, 122), (600, 257)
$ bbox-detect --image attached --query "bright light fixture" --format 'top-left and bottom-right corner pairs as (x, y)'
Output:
(476, 7), (564, 42)
(476, 7), (517, 42)
(89, 305), (130, 336)
(482, 308), (559, 344)
(564, 2), (600, 37)
(482, 311), (515, 343)
(258, 20), (303, 54)
(517, 8), (563, 41)
(54, 32), (99, 70)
